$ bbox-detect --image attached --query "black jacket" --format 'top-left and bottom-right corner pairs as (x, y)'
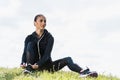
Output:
(21, 29), (54, 67)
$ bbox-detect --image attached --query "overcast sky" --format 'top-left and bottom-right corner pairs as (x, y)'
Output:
(0, 0), (120, 77)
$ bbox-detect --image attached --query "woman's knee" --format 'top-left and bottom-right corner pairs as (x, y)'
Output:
(64, 57), (73, 64)
(26, 42), (35, 52)
(27, 42), (33, 49)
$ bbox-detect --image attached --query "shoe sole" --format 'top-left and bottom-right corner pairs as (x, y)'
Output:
(80, 71), (98, 78)
(23, 70), (32, 74)
(88, 71), (98, 78)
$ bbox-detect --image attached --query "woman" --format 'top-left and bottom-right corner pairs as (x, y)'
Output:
(20, 14), (98, 77)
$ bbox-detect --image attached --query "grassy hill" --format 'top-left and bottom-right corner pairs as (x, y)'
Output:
(0, 67), (119, 80)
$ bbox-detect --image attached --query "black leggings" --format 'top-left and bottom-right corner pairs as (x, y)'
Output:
(26, 42), (82, 73)
(49, 57), (82, 73)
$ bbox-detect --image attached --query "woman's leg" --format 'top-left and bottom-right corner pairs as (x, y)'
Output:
(51, 57), (82, 73)
(26, 42), (39, 65)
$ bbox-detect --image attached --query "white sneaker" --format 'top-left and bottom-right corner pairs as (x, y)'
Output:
(80, 71), (98, 78)
(23, 69), (32, 74)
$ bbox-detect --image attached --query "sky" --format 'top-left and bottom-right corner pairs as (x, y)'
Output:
(0, 0), (120, 78)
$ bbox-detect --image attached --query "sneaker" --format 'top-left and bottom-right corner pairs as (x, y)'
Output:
(87, 71), (98, 78)
(23, 65), (34, 74)
(80, 68), (90, 77)
(23, 69), (32, 74)
(80, 68), (98, 78)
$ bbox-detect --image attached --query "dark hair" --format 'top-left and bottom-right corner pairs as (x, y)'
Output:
(34, 14), (46, 22)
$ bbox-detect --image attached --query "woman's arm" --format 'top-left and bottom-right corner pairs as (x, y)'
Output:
(21, 35), (31, 64)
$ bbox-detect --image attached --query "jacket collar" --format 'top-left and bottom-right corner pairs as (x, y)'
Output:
(32, 29), (48, 38)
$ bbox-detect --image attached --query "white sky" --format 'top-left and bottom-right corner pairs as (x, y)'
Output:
(0, 0), (120, 77)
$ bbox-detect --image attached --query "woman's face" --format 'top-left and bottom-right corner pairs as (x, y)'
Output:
(34, 16), (46, 30)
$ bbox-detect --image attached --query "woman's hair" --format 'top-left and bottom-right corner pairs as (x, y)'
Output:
(34, 14), (46, 22)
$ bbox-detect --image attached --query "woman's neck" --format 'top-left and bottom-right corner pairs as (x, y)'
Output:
(35, 29), (44, 38)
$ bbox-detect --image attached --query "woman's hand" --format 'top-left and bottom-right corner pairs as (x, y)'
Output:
(20, 63), (26, 69)
(31, 63), (39, 69)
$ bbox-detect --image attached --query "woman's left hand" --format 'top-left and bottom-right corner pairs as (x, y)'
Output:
(32, 63), (39, 69)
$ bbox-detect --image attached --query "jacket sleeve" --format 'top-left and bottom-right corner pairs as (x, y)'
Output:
(21, 36), (30, 64)
(37, 36), (54, 67)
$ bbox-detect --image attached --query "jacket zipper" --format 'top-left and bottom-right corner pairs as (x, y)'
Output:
(37, 34), (44, 59)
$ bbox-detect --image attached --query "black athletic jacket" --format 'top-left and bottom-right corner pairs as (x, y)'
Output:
(21, 29), (54, 67)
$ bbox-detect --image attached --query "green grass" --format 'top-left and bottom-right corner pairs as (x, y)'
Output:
(0, 67), (119, 80)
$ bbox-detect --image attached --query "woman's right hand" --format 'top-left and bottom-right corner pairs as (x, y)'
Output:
(20, 63), (26, 69)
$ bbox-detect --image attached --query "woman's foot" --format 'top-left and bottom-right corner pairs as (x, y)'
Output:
(80, 68), (98, 78)
(23, 65), (34, 74)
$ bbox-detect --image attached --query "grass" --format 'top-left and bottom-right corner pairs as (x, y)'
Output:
(0, 67), (119, 80)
